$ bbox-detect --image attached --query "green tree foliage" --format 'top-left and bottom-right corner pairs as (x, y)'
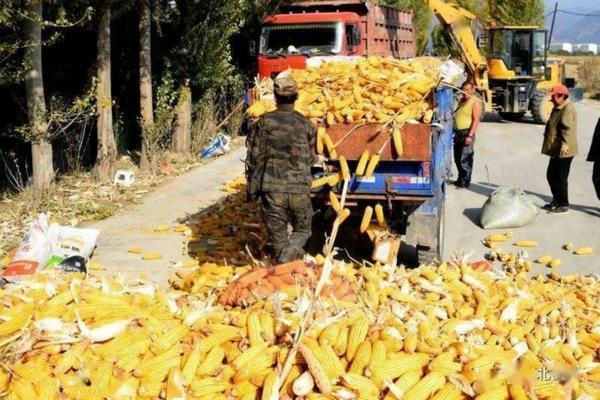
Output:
(487, 0), (545, 27)
(380, 0), (431, 54)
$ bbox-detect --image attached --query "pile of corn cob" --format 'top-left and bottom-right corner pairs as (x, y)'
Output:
(247, 57), (439, 126)
(178, 177), (266, 266)
(1, 251), (600, 399)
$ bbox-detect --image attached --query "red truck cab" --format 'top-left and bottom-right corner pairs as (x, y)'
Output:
(257, 1), (415, 79)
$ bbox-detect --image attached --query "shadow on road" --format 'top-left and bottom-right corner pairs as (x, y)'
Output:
(463, 207), (482, 226)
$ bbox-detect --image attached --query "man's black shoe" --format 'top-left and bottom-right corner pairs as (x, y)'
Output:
(549, 206), (569, 214)
(542, 202), (558, 211)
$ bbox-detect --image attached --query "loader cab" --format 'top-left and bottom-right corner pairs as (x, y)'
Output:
(486, 27), (547, 79)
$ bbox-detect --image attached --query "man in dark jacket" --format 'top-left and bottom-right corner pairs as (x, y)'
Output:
(588, 118), (600, 200)
(245, 75), (316, 263)
(541, 84), (578, 214)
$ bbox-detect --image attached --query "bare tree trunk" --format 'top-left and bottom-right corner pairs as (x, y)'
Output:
(139, 0), (154, 170)
(25, 0), (54, 197)
(93, 0), (117, 181)
(171, 84), (192, 155)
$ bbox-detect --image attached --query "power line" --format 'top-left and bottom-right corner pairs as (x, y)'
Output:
(545, 9), (600, 18)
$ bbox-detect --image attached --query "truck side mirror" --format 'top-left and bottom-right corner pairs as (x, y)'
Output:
(249, 40), (257, 57)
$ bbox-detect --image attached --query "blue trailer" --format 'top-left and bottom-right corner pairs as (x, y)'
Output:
(311, 87), (454, 264)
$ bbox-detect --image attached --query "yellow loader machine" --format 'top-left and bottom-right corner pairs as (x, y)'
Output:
(427, 0), (578, 124)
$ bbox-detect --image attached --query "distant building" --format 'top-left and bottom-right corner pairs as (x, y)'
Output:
(573, 43), (598, 54)
(550, 42), (573, 53)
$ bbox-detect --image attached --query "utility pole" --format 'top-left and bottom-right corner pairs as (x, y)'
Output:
(547, 2), (558, 51)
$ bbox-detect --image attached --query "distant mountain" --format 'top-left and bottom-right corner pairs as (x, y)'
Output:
(544, 1), (600, 43)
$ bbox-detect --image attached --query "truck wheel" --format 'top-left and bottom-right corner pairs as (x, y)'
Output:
(416, 203), (445, 266)
(530, 89), (552, 124)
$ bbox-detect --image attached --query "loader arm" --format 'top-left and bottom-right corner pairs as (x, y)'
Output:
(426, 0), (492, 110)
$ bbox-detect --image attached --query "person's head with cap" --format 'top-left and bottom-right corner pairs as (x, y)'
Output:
(549, 84), (569, 107)
(274, 75), (298, 106)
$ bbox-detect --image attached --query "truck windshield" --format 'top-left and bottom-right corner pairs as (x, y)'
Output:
(260, 22), (343, 55)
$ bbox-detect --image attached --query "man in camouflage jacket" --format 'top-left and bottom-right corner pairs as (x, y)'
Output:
(245, 75), (316, 263)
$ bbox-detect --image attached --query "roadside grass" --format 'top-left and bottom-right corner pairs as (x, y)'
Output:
(554, 55), (600, 99)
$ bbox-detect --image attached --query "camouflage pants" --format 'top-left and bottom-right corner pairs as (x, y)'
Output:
(260, 192), (313, 263)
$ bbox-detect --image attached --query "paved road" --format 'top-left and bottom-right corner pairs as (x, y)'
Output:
(444, 103), (600, 276)
(90, 103), (599, 283)
(90, 148), (246, 284)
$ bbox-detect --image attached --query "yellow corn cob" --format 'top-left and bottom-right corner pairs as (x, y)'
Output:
(319, 323), (340, 346)
(429, 351), (461, 375)
(233, 344), (269, 371)
(365, 153), (380, 178)
(402, 371), (445, 400)
(333, 326), (349, 356)
(141, 252), (163, 260)
(190, 378), (229, 397)
(431, 382), (464, 400)
(235, 351), (276, 382)
(574, 247), (594, 255)
(374, 203), (386, 227)
(259, 314), (275, 344)
(349, 340), (372, 374)
(182, 343), (202, 385)
(151, 323), (189, 354)
(303, 338), (342, 379)
(513, 240), (537, 247)
(475, 385), (509, 400)
(128, 246), (143, 254)
(346, 314), (369, 361)
(12, 379), (38, 400)
(336, 208), (351, 225)
(0, 304), (33, 336)
(360, 206), (373, 233)
(369, 340), (387, 371)
(403, 333), (418, 353)
(199, 329), (240, 352)
(261, 371), (279, 400)
(134, 345), (181, 381)
(166, 369), (186, 400)
(328, 172), (341, 186)
(339, 155), (351, 181)
(323, 133), (335, 153)
(316, 127), (325, 154)
(250, 368), (272, 387)
(508, 383), (529, 400)
(549, 258), (561, 268)
(365, 281), (379, 307)
(329, 191), (341, 213)
(279, 364), (301, 397)
(342, 372), (380, 396)
(247, 312), (265, 346)
(321, 343), (346, 378)
(311, 175), (331, 189)
(535, 255), (554, 265)
(372, 353), (429, 388)
(356, 150), (370, 176)
(88, 362), (112, 400)
(196, 346), (225, 376)
(384, 369), (423, 400)
(299, 343), (333, 394)
(485, 233), (509, 242)
(392, 128), (403, 156)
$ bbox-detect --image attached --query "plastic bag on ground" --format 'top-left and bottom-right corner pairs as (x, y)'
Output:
(3, 214), (53, 277)
(200, 133), (231, 159)
(480, 186), (543, 229)
(45, 225), (100, 271)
